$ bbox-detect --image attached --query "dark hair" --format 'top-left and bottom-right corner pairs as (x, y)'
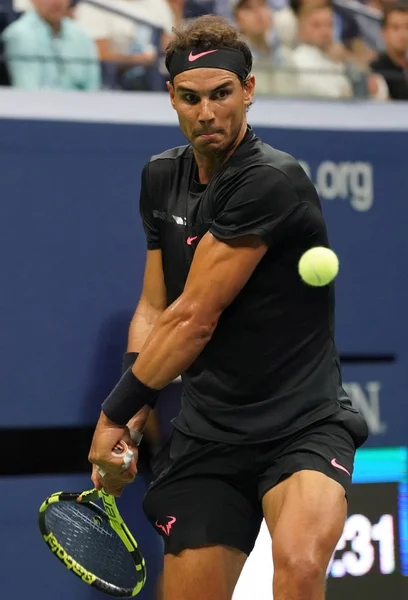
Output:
(165, 15), (253, 81)
(382, 2), (408, 27)
(290, 0), (330, 16)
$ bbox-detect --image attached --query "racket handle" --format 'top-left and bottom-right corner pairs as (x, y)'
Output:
(96, 440), (134, 478)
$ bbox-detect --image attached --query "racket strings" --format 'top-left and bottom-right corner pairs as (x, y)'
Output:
(44, 503), (139, 588)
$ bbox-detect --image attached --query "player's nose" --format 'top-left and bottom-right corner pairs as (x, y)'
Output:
(198, 99), (215, 123)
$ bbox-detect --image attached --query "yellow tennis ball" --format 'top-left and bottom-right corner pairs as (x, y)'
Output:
(298, 247), (339, 287)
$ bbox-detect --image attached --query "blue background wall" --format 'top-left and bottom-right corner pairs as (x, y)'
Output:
(1, 118), (406, 441)
(1, 107), (407, 598)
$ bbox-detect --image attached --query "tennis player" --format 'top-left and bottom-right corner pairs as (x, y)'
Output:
(89, 15), (369, 600)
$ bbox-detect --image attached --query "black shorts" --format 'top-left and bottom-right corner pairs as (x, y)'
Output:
(143, 405), (368, 556)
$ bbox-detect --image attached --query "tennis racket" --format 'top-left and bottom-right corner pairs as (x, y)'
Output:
(38, 441), (146, 597)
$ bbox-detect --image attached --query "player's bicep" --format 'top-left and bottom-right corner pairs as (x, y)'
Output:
(181, 232), (268, 320)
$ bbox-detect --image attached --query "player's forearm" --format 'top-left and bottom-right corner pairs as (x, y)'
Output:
(125, 302), (165, 431)
(127, 301), (164, 353)
(132, 303), (217, 389)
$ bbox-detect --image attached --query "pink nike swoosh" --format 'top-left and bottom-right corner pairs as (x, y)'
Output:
(188, 50), (218, 62)
(187, 236), (198, 245)
(331, 458), (351, 476)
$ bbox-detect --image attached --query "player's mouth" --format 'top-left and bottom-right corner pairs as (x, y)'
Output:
(199, 134), (218, 140)
(196, 130), (223, 139)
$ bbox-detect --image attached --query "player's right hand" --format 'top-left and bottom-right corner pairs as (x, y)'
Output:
(90, 424), (139, 496)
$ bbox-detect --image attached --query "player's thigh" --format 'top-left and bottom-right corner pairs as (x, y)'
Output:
(144, 475), (261, 557)
(258, 417), (363, 571)
(163, 545), (247, 600)
(145, 476), (259, 600)
(262, 469), (347, 572)
(143, 431), (262, 599)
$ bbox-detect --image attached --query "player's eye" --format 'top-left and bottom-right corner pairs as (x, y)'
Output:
(182, 93), (199, 104)
(213, 89), (231, 100)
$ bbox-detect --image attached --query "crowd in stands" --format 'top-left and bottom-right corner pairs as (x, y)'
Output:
(0, 0), (407, 98)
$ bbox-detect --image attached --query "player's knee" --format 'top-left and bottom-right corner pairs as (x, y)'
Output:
(273, 546), (326, 588)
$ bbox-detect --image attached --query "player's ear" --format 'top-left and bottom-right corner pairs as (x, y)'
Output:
(167, 81), (176, 110)
(242, 75), (255, 109)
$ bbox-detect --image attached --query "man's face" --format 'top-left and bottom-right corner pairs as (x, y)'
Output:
(168, 69), (255, 157)
(383, 11), (408, 54)
(235, 0), (273, 38)
(300, 7), (334, 50)
(32, 0), (70, 22)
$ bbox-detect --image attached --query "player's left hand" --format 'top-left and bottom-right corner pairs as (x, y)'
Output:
(88, 411), (138, 495)
(91, 463), (134, 497)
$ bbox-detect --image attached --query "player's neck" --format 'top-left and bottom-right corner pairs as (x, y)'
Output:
(193, 121), (248, 184)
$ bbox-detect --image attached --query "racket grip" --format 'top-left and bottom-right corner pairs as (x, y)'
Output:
(96, 440), (134, 478)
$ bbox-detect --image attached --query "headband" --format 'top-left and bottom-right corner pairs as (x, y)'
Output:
(168, 47), (250, 82)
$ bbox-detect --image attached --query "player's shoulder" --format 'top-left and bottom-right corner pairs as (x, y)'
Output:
(255, 141), (304, 180)
(228, 136), (308, 190)
(142, 145), (191, 189)
(148, 145), (190, 169)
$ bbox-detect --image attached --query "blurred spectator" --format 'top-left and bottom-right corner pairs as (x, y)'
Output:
(272, 4), (299, 47)
(161, 0), (185, 47)
(293, 5), (354, 97)
(293, 4), (387, 99)
(66, 0), (80, 18)
(351, 0), (385, 53)
(371, 3), (408, 99)
(76, 0), (174, 90)
(286, 0), (374, 63)
(214, 0), (297, 48)
(2, 0), (100, 90)
(232, 0), (299, 95)
(330, 0), (372, 61)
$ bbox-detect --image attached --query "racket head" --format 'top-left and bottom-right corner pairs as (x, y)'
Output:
(38, 490), (146, 597)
